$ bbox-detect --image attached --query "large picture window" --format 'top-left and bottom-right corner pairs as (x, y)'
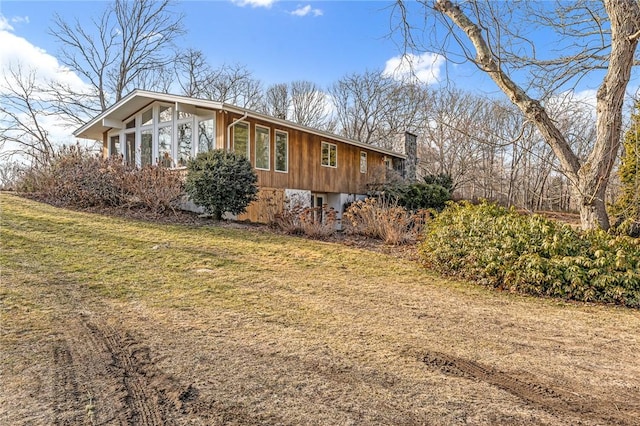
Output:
(198, 119), (215, 153)
(275, 130), (288, 172)
(321, 142), (337, 168)
(141, 130), (153, 166)
(109, 135), (120, 156)
(255, 126), (270, 170)
(125, 132), (135, 166)
(141, 108), (153, 126)
(177, 122), (192, 166)
(158, 126), (172, 167)
(233, 122), (249, 158)
(159, 105), (173, 123)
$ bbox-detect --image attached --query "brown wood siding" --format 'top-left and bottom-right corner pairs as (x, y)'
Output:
(238, 187), (285, 223)
(215, 111), (226, 150)
(102, 131), (108, 159)
(222, 113), (396, 195)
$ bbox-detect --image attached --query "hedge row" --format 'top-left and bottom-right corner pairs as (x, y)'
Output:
(419, 201), (640, 307)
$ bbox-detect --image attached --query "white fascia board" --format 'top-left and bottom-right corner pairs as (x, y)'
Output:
(102, 118), (123, 129)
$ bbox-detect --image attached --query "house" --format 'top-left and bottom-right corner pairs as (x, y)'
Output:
(74, 90), (417, 222)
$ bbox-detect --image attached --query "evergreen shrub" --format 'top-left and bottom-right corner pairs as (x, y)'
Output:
(185, 150), (258, 220)
(419, 201), (640, 307)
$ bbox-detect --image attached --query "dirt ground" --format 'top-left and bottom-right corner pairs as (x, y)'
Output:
(2, 198), (640, 425)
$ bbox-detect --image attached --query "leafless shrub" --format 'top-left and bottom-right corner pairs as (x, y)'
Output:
(275, 205), (337, 239)
(15, 145), (184, 213)
(116, 165), (184, 213)
(343, 197), (429, 245)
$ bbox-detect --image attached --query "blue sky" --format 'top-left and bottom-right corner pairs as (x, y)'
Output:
(0, 0), (449, 89)
(1, 0), (638, 146)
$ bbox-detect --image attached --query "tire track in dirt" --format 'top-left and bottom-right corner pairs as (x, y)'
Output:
(50, 312), (208, 425)
(422, 350), (637, 425)
(81, 318), (177, 425)
(51, 340), (85, 426)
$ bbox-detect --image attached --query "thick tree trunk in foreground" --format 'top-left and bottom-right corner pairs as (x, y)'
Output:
(433, 0), (640, 230)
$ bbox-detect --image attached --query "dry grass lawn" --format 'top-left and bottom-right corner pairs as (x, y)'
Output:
(1, 192), (640, 425)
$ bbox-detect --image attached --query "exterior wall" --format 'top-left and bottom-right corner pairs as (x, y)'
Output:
(95, 99), (406, 224)
(222, 112), (393, 195)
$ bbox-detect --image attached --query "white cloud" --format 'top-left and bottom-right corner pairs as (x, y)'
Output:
(0, 15), (92, 153)
(291, 5), (323, 17)
(383, 52), (446, 85)
(0, 15), (13, 31)
(11, 16), (30, 25)
(0, 23), (89, 94)
(231, 0), (276, 8)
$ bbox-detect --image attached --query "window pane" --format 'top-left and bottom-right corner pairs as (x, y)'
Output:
(110, 136), (120, 157)
(177, 122), (192, 166)
(275, 131), (288, 172)
(141, 130), (153, 166)
(321, 142), (336, 167)
(159, 105), (173, 123)
(198, 119), (215, 153)
(141, 108), (153, 126)
(233, 122), (249, 157)
(125, 119), (135, 129)
(360, 151), (367, 173)
(255, 126), (270, 170)
(158, 126), (172, 167)
(321, 143), (329, 166)
(125, 132), (135, 166)
(178, 111), (192, 120)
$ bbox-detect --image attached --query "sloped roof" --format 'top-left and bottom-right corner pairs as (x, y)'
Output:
(74, 89), (406, 159)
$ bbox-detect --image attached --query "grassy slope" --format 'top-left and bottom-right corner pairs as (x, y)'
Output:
(2, 193), (640, 425)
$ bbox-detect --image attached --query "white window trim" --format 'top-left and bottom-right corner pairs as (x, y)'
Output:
(195, 114), (216, 156)
(254, 125), (271, 171)
(107, 131), (121, 157)
(176, 117), (194, 167)
(274, 129), (288, 173)
(109, 102), (216, 169)
(321, 141), (337, 168)
(233, 121), (250, 158)
(360, 151), (367, 174)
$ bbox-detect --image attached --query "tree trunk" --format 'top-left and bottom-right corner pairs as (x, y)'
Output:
(573, 180), (610, 231)
(433, 0), (640, 230)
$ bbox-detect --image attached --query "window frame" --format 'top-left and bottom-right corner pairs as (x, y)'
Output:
(321, 141), (337, 168)
(197, 117), (216, 154)
(274, 129), (289, 173)
(176, 114), (194, 167)
(108, 132), (121, 157)
(360, 151), (367, 174)
(233, 121), (250, 159)
(254, 125), (271, 171)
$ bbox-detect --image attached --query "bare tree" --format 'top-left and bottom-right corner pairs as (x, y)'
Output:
(201, 63), (264, 110)
(290, 80), (331, 128)
(0, 65), (55, 166)
(330, 71), (396, 146)
(418, 87), (483, 192)
(262, 81), (331, 129)
(330, 71), (429, 148)
(264, 83), (289, 119)
(50, 0), (184, 118)
(394, 0), (640, 230)
(173, 49), (215, 97)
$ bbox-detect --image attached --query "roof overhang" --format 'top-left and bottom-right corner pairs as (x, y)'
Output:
(73, 90), (224, 141)
(74, 89), (406, 159)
